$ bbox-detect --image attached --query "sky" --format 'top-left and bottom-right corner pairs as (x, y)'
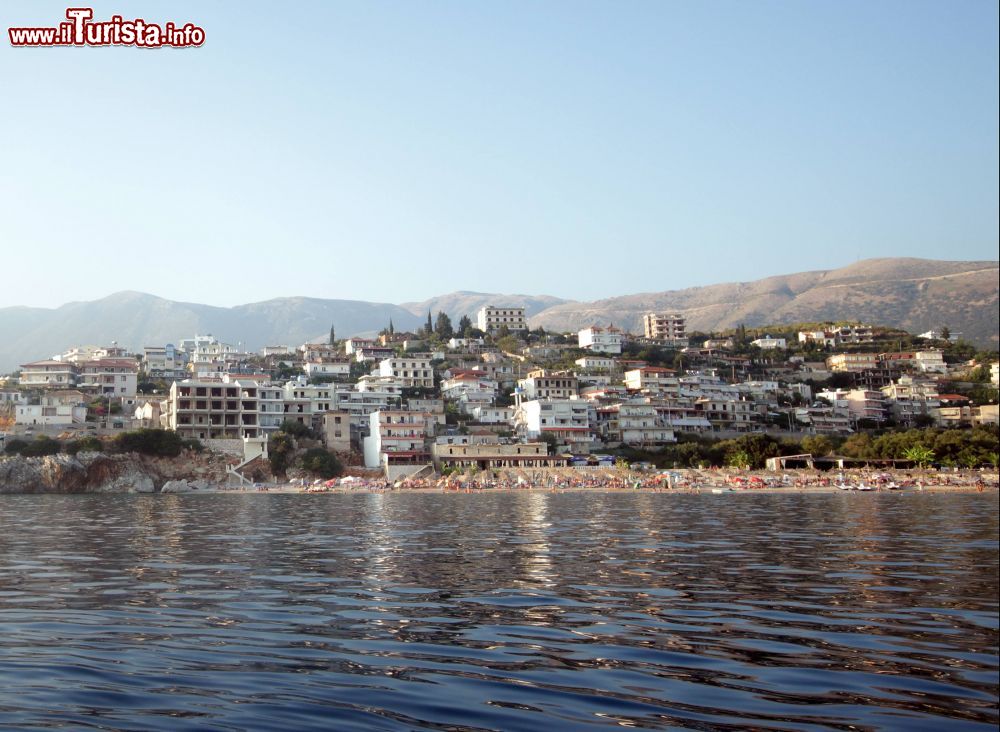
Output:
(1, 0), (997, 309)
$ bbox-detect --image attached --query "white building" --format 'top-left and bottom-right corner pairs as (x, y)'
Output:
(18, 360), (77, 388)
(514, 399), (590, 451)
(378, 354), (435, 389)
(578, 326), (623, 355)
(516, 370), (579, 401)
(363, 409), (434, 469)
(477, 305), (527, 333)
(623, 367), (678, 395)
(15, 391), (89, 426)
(643, 313), (687, 345)
(575, 355), (616, 371)
(303, 361), (351, 380)
(751, 335), (787, 350)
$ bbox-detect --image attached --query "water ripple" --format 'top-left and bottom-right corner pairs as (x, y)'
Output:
(0, 492), (996, 730)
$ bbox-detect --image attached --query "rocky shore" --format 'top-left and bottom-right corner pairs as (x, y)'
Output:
(0, 451), (233, 494)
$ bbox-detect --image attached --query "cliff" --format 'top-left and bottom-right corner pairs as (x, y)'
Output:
(0, 450), (234, 494)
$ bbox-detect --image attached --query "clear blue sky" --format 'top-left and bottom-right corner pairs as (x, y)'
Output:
(1, 0), (997, 309)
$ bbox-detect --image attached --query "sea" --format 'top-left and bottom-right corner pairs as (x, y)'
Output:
(0, 491), (997, 731)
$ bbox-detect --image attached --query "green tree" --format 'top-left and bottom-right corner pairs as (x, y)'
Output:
(939, 326), (951, 342)
(268, 432), (294, 476)
(299, 447), (343, 479)
(903, 444), (935, 468)
(727, 449), (753, 469)
(801, 435), (834, 457)
(112, 429), (185, 457)
(424, 311), (433, 337)
(434, 312), (454, 340)
(329, 323), (336, 346)
(457, 315), (473, 337)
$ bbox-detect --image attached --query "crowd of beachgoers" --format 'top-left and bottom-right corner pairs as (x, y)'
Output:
(283, 467), (998, 494)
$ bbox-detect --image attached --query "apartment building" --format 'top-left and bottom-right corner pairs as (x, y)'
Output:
(76, 359), (139, 397)
(363, 409), (434, 469)
(751, 335), (787, 350)
(19, 360), (77, 388)
(623, 367), (678, 394)
(516, 370), (579, 401)
(378, 354), (435, 389)
(168, 377), (263, 439)
(642, 313), (687, 345)
(477, 305), (527, 333)
(432, 441), (563, 470)
(143, 345), (187, 380)
(514, 399), (590, 450)
(608, 402), (676, 446)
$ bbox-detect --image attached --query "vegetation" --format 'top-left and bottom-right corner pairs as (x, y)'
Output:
(112, 429), (193, 457)
(298, 447), (343, 478)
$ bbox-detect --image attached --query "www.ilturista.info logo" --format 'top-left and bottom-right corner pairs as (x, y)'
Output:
(9, 7), (205, 48)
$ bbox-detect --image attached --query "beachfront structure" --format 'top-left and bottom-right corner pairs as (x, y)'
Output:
(578, 326), (623, 355)
(363, 409), (435, 470)
(322, 411), (351, 453)
(642, 313), (687, 346)
(514, 398), (590, 451)
(516, 370), (579, 402)
(431, 441), (566, 471)
(167, 377), (263, 440)
(477, 305), (528, 334)
(378, 354), (435, 389)
(604, 402), (677, 446)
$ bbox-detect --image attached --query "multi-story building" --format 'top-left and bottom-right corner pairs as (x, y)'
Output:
(470, 405), (515, 425)
(378, 354), (435, 389)
(477, 305), (527, 333)
(322, 411), (351, 453)
(76, 359), (139, 397)
(516, 370), (579, 401)
(608, 402), (676, 446)
(363, 409), (434, 469)
(881, 376), (940, 425)
(826, 353), (879, 372)
(817, 388), (888, 424)
(623, 367), (678, 395)
(643, 313), (687, 346)
(695, 397), (757, 431)
(578, 326), (623, 354)
(168, 377), (263, 440)
(143, 345), (187, 380)
(514, 399), (590, 451)
(18, 360), (78, 388)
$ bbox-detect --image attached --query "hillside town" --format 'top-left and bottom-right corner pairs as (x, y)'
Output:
(1, 305), (998, 486)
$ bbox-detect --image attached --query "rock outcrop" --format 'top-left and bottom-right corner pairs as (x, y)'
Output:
(2, 452), (178, 494)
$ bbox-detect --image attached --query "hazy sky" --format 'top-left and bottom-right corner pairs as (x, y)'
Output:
(1, 0), (997, 309)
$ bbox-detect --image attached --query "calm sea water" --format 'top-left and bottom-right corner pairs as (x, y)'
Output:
(0, 492), (997, 731)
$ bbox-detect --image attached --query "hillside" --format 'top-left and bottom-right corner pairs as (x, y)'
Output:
(0, 258), (995, 373)
(528, 259), (999, 346)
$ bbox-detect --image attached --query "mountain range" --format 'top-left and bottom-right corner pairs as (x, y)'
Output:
(0, 258), (995, 373)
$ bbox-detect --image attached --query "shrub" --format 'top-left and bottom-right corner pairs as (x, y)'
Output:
(279, 420), (317, 439)
(111, 429), (185, 457)
(20, 435), (62, 457)
(298, 447), (342, 479)
(3, 438), (29, 455)
(65, 436), (103, 455)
